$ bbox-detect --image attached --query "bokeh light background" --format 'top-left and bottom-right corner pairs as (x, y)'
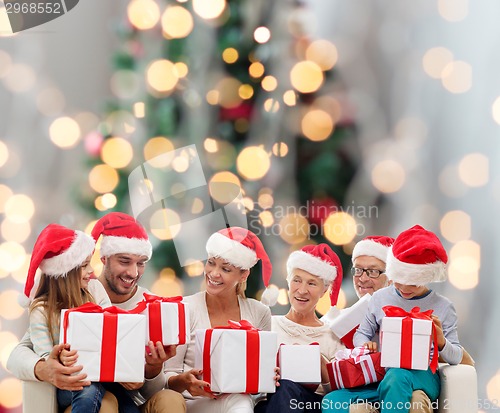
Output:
(1, 0), (499, 411)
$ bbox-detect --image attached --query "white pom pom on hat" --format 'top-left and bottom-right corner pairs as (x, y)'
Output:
(386, 225), (448, 286)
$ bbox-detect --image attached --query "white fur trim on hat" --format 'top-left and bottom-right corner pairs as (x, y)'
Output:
(286, 250), (337, 286)
(100, 235), (152, 259)
(386, 248), (447, 286)
(205, 232), (257, 269)
(39, 231), (95, 277)
(352, 239), (390, 263)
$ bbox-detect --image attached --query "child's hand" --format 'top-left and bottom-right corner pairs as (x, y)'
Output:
(59, 344), (78, 367)
(431, 315), (446, 350)
(363, 341), (378, 352)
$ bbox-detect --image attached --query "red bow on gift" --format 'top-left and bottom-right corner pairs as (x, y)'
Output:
(382, 306), (439, 373)
(62, 302), (133, 342)
(335, 347), (372, 364)
(218, 319), (259, 331)
(133, 293), (184, 312)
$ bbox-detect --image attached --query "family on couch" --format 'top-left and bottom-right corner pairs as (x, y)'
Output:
(7, 212), (474, 413)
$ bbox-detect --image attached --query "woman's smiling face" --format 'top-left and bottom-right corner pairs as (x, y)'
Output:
(204, 256), (249, 297)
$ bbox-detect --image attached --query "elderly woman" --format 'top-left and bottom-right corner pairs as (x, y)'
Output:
(255, 243), (346, 413)
(164, 227), (277, 413)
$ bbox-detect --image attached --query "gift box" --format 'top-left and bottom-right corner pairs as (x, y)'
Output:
(327, 347), (385, 391)
(138, 293), (190, 346)
(278, 344), (321, 384)
(329, 294), (371, 349)
(380, 306), (438, 372)
(194, 320), (277, 393)
(60, 303), (146, 382)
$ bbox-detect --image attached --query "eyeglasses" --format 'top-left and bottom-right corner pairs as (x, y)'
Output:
(350, 267), (385, 279)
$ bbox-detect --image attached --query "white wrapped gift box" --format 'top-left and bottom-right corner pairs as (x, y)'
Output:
(380, 316), (433, 371)
(194, 321), (277, 393)
(278, 344), (321, 384)
(60, 305), (146, 382)
(329, 294), (371, 348)
(139, 294), (190, 346)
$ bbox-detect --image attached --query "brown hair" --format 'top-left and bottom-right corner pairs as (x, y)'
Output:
(29, 266), (95, 344)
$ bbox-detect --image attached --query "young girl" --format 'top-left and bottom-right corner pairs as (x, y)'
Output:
(24, 223), (138, 413)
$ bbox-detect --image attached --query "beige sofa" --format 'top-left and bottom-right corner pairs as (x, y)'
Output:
(22, 363), (477, 413)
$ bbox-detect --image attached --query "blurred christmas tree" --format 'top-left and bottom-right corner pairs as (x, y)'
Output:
(78, 0), (358, 300)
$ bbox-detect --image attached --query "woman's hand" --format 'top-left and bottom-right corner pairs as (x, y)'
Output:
(59, 344), (78, 367)
(168, 369), (216, 399)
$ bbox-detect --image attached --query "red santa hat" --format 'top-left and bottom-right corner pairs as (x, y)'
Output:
(352, 235), (395, 263)
(23, 224), (95, 305)
(386, 225), (448, 285)
(91, 212), (152, 259)
(287, 243), (343, 307)
(205, 226), (277, 306)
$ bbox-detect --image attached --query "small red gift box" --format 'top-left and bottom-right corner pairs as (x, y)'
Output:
(327, 347), (386, 391)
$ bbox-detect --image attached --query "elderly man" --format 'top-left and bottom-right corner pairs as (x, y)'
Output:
(7, 212), (186, 413)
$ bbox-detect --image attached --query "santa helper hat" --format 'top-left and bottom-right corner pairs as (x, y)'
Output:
(91, 212), (152, 259)
(386, 225), (448, 286)
(286, 243), (343, 318)
(205, 226), (278, 306)
(351, 235), (395, 263)
(22, 224), (96, 306)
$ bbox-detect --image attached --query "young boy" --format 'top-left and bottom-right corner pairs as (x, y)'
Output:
(322, 225), (463, 413)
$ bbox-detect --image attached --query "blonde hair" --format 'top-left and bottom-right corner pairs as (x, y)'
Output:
(236, 279), (247, 298)
(29, 266), (95, 344)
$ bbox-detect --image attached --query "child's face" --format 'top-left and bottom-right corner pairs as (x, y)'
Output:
(393, 282), (429, 299)
(79, 255), (94, 289)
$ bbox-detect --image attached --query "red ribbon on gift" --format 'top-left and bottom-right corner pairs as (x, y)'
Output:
(62, 302), (134, 381)
(202, 319), (260, 393)
(382, 306), (439, 373)
(137, 293), (187, 345)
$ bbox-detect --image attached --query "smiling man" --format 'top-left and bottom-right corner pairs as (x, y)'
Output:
(91, 212), (153, 308)
(8, 212), (186, 413)
(350, 236), (394, 299)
